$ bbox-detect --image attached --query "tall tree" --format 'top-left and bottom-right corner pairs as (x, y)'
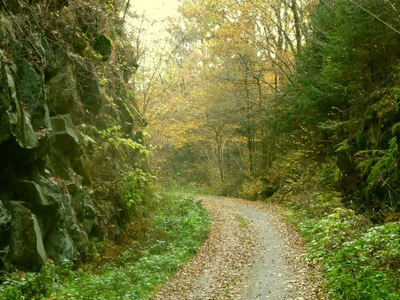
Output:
(276, 0), (400, 218)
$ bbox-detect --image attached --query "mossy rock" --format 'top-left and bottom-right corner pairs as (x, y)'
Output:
(16, 61), (41, 105)
(0, 53), (39, 149)
(50, 114), (81, 156)
(46, 66), (78, 115)
(93, 34), (112, 61)
(119, 101), (135, 134)
(0, 199), (11, 248)
(8, 201), (47, 271)
(15, 59), (49, 130)
(76, 64), (103, 114)
(71, 33), (89, 56)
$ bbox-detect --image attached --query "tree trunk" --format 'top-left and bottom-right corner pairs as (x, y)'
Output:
(291, 0), (302, 53)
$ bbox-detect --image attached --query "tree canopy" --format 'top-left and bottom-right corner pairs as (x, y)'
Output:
(142, 0), (400, 219)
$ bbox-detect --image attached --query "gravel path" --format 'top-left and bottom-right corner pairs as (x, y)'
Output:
(151, 196), (325, 300)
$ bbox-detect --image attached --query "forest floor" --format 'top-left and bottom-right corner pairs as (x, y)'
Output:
(152, 196), (327, 300)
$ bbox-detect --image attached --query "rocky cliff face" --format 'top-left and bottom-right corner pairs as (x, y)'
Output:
(0, 0), (147, 271)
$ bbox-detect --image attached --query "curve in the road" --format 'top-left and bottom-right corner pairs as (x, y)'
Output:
(152, 196), (319, 300)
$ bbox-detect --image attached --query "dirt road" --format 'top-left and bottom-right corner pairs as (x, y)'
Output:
(152, 196), (324, 300)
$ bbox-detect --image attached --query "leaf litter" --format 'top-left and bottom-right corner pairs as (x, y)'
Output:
(151, 196), (327, 300)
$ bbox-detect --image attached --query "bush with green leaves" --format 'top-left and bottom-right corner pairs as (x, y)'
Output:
(298, 207), (400, 299)
(325, 222), (400, 299)
(303, 208), (372, 259)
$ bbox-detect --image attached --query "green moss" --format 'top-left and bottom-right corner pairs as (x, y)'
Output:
(93, 34), (112, 61)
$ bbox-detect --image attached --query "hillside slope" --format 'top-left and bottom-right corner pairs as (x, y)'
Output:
(0, 0), (147, 271)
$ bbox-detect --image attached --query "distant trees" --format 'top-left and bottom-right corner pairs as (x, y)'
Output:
(147, 0), (400, 218)
(145, 0), (314, 192)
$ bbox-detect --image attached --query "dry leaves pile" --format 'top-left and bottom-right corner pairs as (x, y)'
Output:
(151, 196), (327, 300)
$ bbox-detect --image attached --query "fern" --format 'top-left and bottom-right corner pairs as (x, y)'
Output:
(356, 149), (387, 156)
(356, 138), (398, 190)
(79, 132), (97, 148)
(336, 139), (350, 152)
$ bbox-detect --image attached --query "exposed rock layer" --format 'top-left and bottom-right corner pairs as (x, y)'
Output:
(0, 0), (145, 271)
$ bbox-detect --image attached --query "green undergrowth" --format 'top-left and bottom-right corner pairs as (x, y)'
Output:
(298, 210), (400, 299)
(264, 151), (400, 299)
(0, 192), (210, 300)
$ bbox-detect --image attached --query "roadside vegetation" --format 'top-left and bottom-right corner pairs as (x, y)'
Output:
(262, 150), (400, 300)
(0, 190), (210, 300)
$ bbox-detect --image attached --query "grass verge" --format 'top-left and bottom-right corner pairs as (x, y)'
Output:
(0, 193), (210, 300)
(280, 205), (400, 300)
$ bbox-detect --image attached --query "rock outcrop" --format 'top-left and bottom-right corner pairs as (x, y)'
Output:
(0, 0), (147, 271)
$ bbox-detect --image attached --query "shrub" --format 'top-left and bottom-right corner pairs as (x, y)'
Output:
(300, 209), (400, 299)
(324, 222), (400, 299)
